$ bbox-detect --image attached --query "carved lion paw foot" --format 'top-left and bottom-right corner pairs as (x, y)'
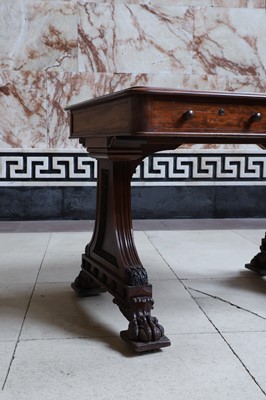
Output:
(128, 315), (164, 342)
(114, 296), (166, 343)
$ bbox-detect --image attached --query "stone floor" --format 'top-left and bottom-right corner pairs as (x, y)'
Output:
(1, 219), (266, 400)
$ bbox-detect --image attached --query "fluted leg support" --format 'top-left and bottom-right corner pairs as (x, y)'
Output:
(72, 156), (170, 352)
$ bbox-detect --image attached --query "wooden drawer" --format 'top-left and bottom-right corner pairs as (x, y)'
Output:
(66, 87), (266, 144)
(148, 99), (266, 134)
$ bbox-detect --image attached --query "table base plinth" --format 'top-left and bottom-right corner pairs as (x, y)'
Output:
(120, 330), (171, 353)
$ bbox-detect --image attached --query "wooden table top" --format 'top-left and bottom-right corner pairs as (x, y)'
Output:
(66, 86), (266, 145)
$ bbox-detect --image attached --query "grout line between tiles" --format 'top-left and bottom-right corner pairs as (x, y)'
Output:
(191, 297), (266, 397)
(232, 229), (263, 246)
(144, 231), (266, 397)
(186, 287), (266, 320)
(17, 331), (219, 343)
(1, 233), (53, 391)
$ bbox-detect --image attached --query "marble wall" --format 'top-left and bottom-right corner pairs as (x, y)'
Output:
(0, 0), (266, 219)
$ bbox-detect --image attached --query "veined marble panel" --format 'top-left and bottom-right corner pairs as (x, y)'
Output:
(211, 0), (265, 7)
(193, 7), (266, 77)
(0, 0), (77, 71)
(48, 71), (266, 151)
(78, 0), (150, 3)
(79, 1), (210, 4)
(225, 76), (266, 93)
(47, 72), (151, 148)
(2, 70), (264, 151)
(47, 71), (230, 149)
(151, 1), (211, 4)
(78, 4), (193, 73)
(0, 71), (47, 148)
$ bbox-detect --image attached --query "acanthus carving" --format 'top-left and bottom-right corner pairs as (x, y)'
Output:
(125, 266), (148, 286)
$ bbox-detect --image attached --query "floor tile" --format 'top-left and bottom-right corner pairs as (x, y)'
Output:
(0, 253), (45, 285)
(20, 279), (214, 341)
(146, 230), (259, 279)
(0, 284), (33, 340)
(20, 283), (125, 340)
(0, 233), (50, 253)
(0, 233), (50, 284)
(37, 251), (82, 283)
(0, 341), (16, 390)
(1, 220), (266, 399)
(46, 232), (91, 253)
(3, 334), (265, 400)
(151, 279), (215, 335)
(224, 332), (266, 395)
(184, 276), (266, 319)
(135, 232), (177, 280)
(233, 229), (266, 246)
(191, 295), (266, 333)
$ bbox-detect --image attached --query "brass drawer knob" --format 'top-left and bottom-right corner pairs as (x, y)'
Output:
(250, 112), (262, 122)
(183, 110), (194, 120)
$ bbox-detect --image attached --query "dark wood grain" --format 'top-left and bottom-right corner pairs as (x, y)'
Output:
(66, 87), (266, 353)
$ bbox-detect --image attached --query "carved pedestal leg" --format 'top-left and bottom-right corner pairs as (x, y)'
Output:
(114, 296), (170, 352)
(245, 233), (266, 275)
(72, 156), (170, 352)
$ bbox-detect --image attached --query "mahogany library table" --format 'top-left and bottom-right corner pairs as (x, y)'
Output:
(66, 87), (266, 352)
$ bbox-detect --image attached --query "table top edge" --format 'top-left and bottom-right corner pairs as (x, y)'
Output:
(65, 86), (266, 111)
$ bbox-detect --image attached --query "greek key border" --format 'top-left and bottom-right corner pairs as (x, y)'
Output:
(1, 152), (266, 187)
